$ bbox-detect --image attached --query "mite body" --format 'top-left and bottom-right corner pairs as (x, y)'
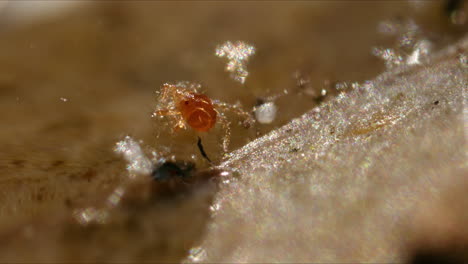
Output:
(153, 82), (253, 152)
(178, 93), (217, 132)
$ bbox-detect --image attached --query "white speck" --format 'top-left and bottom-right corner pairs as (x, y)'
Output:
(73, 207), (109, 225)
(187, 246), (207, 262)
(220, 171), (230, 177)
(210, 202), (221, 213)
(215, 41), (255, 84)
(459, 53), (467, 67)
(321, 89), (327, 96)
(254, 102), (278, 124)
(60, 97), (68, 102)
(335, 82), (350, 91)
(351, 82), (360, 89)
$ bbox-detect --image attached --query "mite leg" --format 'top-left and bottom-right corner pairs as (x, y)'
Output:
(153, 109), (186, 131)
(159, 83), (177, 101)
(187, 82), (201, 94)
(174, 117), (186, 131)
(213, 100), (255, 128)
(216, 112), (232, 153)
(197, 136), (212, 163)
(153, 109), (180, 117)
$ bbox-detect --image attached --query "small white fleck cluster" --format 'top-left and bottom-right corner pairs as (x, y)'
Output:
(73, 207), (109, 225)
(114, 136), (152, 177)
(406, 40), (431, 65)
(373, 19), (432, 68)
(215, 41), (256, 84)
(186, 246), (207, 262)
(371, 47), (404, 68)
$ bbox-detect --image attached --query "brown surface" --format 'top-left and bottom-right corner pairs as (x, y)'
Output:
(0, 1), (465, 262)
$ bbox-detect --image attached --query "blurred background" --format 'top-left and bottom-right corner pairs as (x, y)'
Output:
(0, 1), (466, 262)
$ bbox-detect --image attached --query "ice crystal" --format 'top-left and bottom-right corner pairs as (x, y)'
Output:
(114, 136), (152, 177)
(186, 246), (207, 263)
(215, 41), (255, 84)
(73, 207), (109, 225)
(397, 20), (420, 47)
(372, 47), (404, 68)
(406, 40), (431, 65)
(373, 19), (432, 68)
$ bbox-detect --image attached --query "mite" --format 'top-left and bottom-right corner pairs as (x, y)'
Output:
(179, 93), (217, 132)
(153, 82), (253, 153)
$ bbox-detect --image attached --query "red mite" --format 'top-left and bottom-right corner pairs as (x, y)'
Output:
(153, 82), (253, 152)
(179, 93), (217, 132)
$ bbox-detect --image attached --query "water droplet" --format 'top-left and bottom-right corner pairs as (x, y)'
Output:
(254, 102), (278, 124)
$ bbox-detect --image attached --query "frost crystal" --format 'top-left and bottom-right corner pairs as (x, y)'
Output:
(406, 40), (431, 65)
(397, 20), (419, 47)
(186, 246), (207, 262)
(372, 47), (404, 68)
(114, 136), (152, 177)
(373, 19), (432, 69)
(215, 41), (256, 84)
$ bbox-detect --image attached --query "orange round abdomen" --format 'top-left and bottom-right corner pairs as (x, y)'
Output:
(179, 94), (217, 132)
